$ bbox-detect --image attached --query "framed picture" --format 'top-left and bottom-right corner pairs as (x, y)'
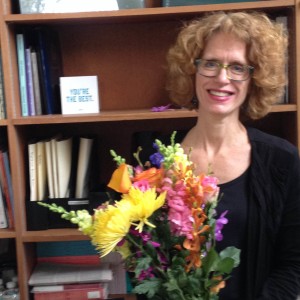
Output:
(18, 0), (120, 13)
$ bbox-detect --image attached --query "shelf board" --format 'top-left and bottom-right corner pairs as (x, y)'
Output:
(22, 228), (88, 242)
(12, 109), (198, 125)
(11, 104), (297, 125)
(0, 119), (7, 126)
(4, 1), (293, 25)
(0, 228), (16, 238)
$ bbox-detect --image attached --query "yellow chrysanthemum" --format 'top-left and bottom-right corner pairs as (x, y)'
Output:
(91, 205), (131, 257)
(115, 240), (131, 259)
(119, 187), (166, 232)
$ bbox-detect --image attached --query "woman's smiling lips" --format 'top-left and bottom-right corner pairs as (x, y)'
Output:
(208, 90), (234, 100)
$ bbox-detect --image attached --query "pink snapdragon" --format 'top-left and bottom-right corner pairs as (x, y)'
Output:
(161, 177), (193, 239)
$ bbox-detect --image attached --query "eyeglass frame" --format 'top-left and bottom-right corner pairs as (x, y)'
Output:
(194, 59), (254, 82)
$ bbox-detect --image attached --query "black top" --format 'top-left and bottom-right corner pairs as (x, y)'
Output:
(243, 127), (300, 299)
(216, 168), (249, 299)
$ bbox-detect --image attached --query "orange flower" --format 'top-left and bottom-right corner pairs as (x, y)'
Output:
(183, 235), (206, 272)
(210, 275), (226, 294)
(133, 167), (163, 187)
(185, 250), (202, 272)
(107, 163), (132, 193)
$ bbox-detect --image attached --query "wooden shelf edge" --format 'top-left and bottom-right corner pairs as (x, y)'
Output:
(271, 103), (297, 113)
(10, 104), (297, 125)
(12, 109), (198, 125)
(4, 0), (294, 24)
(0, 228), (16, 238)
(22, 228), (88, 242)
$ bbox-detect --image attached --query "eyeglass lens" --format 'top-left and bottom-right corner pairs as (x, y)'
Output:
(195, 59), (253, 81)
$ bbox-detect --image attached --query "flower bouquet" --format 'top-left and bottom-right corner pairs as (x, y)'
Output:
(39, 131), (240, 300)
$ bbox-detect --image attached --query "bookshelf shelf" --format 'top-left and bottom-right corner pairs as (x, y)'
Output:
(9, 104), (297, 125)
(0, 1), (299, 299)
(0, 228), (16, 238)
(22, 229), (88, 243)
(3, 0), (293, 25)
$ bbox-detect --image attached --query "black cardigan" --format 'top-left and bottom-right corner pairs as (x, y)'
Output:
(245, 127), (300, 299)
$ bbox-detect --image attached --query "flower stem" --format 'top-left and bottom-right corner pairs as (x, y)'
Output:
(126, 234), (168, 280)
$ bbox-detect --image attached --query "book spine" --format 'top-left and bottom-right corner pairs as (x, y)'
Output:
(28, 142), (38, 201)
(0, 151), (14, 228)
(75, 137), (94, 198)
(0, 52), (6, 119)
(37, 255), (101, 265)
(36, 141), (47, 201)
(16, 33), (29, 117)
(0, 185), (8, 228)
(31, 50), (43, 115)
(25, 48), (36, 116)
(2, 151), (14, 217)
(56, 138), (72, 198)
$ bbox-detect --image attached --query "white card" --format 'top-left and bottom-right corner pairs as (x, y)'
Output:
(60, 76), (100, 115)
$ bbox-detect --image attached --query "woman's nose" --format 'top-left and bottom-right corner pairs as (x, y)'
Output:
(215, 67), (231, 83)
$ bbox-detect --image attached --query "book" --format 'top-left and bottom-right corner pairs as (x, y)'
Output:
(56, 137), (72, 198)
(16, 33), (28, 116)
(31, 50), (43, 115)
(0, 52), (6, 119)
(0, 185), (8, 228)
(44, 139), (54, 199)
(37, 255), (101, 265)
(75, 137), (94, 198)
(0, 151), (14, 228)
(1, 151), (15, 218)
(28, 262), (113, 286)
(25, 47), (36, 116)
(60, 76), (100, 115)
(35, 27), (63, 115)
(28, 141), (38, 201)
(36, 241), (98, 257)
(276, 15), (288, 104)
(36, 141), (47, 201)
(31, 282), (109, 300)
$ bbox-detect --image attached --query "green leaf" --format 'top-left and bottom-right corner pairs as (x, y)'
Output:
(133, 278), (161, 298)
(134, 256), (152, 277)
(215, 257), (235, 274)
(202, 248), (219, 274)
(220, 246), (241, 267)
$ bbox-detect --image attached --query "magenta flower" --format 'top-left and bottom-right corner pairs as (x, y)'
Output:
(133, 179), (150, 192)
(138, 267), (155, 281)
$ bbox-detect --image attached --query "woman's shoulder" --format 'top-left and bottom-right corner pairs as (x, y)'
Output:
(247, 127), (298, 157)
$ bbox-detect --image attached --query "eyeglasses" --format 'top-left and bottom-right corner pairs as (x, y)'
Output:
(195, 59), (254, 81)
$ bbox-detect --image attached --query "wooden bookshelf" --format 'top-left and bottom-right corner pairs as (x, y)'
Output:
(0, 1), (298, 299)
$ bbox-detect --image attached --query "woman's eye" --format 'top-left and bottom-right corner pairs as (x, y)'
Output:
(204, 61), (218, 69)
(231, 64), (245, 73)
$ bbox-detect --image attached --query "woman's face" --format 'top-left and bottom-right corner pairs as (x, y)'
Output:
(195, 32), (251, 119)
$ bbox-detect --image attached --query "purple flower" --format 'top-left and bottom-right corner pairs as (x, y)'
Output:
(151, 104), (171, 112)
(150, 152), (164, 168)
(138, 267), (155, 281)
(215, 210), (229, 242)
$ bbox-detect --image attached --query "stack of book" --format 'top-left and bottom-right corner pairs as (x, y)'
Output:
(29, 240), (128, 299)
(29, 262), (112, 300)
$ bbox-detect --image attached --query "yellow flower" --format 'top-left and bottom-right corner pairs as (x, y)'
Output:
(91, 205), (131, 257)
(119, 187), (166, 232)
(115, 240), (131, 259)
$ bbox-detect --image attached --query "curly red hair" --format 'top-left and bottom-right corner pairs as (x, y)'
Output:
(166, 11), (288, 120)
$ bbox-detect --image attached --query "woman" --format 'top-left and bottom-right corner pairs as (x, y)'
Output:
(166, 11), (300, 299)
